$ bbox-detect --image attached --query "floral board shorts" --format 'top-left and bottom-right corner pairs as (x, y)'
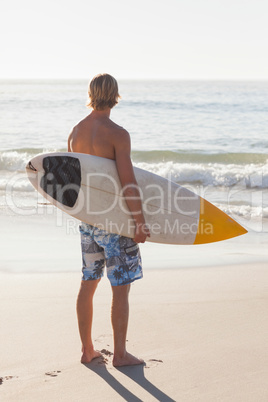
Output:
(79, 222), (143, 286)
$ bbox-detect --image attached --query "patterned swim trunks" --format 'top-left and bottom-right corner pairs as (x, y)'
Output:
(79, 222), (143, 286)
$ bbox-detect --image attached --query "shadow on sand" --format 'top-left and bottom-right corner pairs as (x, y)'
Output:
(84, 358), (176, 402)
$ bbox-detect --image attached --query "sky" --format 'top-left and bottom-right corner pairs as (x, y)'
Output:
(1, 0), (268, 80)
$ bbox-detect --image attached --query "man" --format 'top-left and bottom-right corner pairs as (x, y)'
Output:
(68, 73), (150, 366)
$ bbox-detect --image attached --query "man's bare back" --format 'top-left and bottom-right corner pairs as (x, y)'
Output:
(68, 110), (124, 160)
(68, 108), (150, 244)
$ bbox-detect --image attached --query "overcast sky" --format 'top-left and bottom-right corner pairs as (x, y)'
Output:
(1, 0), (267, 80)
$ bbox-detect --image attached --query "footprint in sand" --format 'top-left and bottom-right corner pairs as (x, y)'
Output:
(100, 348), (113, 357)
(95, 349), (114, 365)
(45, 370), (61, 377)
(94, 334), (112, 344)
(0, 376), (18, 384)
(97, 356), (109, 365)
(145, 359), (163, 368)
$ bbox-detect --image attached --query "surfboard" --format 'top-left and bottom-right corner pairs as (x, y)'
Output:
(26, 152), (247, 245)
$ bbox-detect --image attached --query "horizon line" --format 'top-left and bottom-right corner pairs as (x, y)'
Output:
(1, 77), (268, 82)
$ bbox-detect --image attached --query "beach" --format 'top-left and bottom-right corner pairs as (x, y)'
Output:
(1, 212), (268, 401)
(1, 266), (268, 401)
(1, 79), (268, 400)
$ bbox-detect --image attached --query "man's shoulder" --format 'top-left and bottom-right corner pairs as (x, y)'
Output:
(69, 119), (85, 135)
(106, 119), (129, 139)
(74, 118), (89, 131)
(107, 119), (126, 132)
(111, 126), (130, 146)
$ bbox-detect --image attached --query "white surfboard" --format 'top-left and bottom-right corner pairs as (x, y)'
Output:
(26, 152), (247, 245)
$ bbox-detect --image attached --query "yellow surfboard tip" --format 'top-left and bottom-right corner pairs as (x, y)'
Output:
(194, 199), (248, 245)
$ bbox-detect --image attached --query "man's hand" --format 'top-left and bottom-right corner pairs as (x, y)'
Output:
(133, 223), (151, 243)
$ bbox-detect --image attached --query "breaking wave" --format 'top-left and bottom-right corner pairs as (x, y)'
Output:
(1, 148), (267, 189)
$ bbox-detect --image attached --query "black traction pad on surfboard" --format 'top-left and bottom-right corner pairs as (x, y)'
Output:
(40, 156), (81, 208)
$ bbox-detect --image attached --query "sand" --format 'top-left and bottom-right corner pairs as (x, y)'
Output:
(1, 211), (268, 400)
(1, 263), (268, 401)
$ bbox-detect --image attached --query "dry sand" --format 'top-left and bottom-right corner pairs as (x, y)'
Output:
(1, 263), (268, 401)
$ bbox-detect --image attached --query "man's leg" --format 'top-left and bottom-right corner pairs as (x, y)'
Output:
(76, 279), (102, 363)
(111, 283), (144, 367)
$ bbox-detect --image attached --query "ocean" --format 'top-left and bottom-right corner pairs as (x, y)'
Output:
(0, 79), (268, 235)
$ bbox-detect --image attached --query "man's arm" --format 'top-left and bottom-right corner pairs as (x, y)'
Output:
(67, 133), (72, 152)
(114, 130), (150, 243)
(67, 128), (75, 152)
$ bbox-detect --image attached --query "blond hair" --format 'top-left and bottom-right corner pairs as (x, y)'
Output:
(87, 73), (120, 110)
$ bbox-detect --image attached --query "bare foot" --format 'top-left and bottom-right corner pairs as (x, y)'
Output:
(81, 347), (102, 364)
(113, 351), (144, 367)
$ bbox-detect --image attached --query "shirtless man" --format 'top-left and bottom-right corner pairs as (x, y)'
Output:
(68, 73), (150, 366)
